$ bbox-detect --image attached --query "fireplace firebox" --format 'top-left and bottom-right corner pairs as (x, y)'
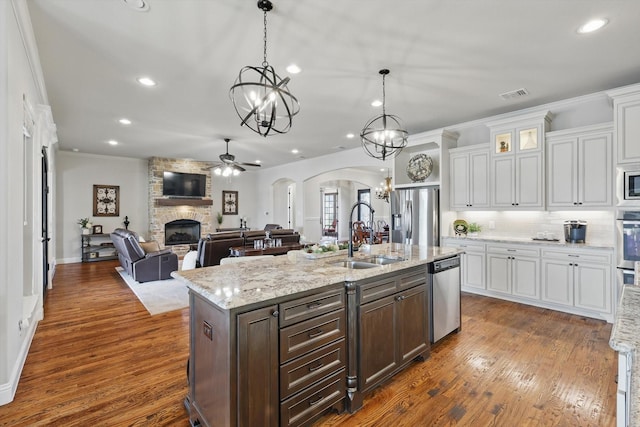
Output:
(165, 219), (201, 246)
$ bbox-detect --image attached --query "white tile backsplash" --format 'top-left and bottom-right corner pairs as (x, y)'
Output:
(443, 210), (615, 245)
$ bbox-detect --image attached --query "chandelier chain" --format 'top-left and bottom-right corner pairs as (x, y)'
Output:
(262, 9), (268, 67)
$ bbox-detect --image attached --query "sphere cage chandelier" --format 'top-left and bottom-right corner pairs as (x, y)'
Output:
(375, 170), (392, 203)
(360, 69), (408, 161)
(229, 0), (300, 137)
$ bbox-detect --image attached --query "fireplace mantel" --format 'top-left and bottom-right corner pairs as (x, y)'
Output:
(155, 198), (213, 207)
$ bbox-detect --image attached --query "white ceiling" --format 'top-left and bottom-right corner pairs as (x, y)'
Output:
(27, 0), (640, 169)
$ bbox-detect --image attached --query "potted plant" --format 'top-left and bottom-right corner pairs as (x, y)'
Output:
(216, 211), (223, 228)
(468, 222), (482, 237)
(77, 217), (93, 234)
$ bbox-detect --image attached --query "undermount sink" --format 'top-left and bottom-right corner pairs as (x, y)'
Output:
(331, 260), (381, 269)
(360, 255), (405, 265)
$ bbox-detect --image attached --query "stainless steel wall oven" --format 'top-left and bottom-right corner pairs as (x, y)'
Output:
(617, 211), (640, 286)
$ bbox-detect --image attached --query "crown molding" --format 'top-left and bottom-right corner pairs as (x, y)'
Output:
(10, 0), (49, 105)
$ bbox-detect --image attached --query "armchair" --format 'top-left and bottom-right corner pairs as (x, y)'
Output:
(110, 228), (178, 283)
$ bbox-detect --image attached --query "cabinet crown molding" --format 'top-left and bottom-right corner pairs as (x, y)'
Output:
(485, 110), (553, 129)
(545, 122), (613, 140)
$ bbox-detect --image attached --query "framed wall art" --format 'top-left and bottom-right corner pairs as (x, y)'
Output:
(222, 190), (238, 215)
(93, 185), (120, 217)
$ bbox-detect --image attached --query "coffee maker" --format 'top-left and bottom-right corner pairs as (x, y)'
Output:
(564, 220), (587, 243)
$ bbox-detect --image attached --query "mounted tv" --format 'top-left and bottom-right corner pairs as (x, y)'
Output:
(162, 171), (206, 198)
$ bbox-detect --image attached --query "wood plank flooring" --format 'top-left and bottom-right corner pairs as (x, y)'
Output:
(0, 260), (617, 426)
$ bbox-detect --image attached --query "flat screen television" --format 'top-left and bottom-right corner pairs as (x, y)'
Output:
(162, 171), (206, 198)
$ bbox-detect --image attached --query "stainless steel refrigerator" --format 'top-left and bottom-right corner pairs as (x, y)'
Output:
(390, 187), (440, 247)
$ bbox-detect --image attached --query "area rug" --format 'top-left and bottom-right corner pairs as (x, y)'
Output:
(116, 267), (189, 315)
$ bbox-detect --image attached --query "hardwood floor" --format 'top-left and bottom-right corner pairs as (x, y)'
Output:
(0, 261), (617, 426)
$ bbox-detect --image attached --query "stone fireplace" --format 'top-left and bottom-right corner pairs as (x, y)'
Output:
(148, 157), (214, 256)
(165, 219), (201, 246)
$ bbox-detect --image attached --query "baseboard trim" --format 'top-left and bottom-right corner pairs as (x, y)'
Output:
(57, 257), (81, 264)
(0, 312), (39, 406)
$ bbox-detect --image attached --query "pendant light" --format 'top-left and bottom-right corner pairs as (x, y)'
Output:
(361, 69), (408, 160)
(229, 0), (300, 137)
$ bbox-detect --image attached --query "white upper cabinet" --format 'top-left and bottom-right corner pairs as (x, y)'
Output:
(487, 111), (552, 209)
(607, 83), (640, 164)
(546, 123), (613, 208)
(449, 145), (490, 209)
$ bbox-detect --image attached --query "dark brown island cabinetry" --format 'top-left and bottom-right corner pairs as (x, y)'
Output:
(188, 285), (346, 427)
(186, 264), (431, 426)
(347, 266), (430, 412)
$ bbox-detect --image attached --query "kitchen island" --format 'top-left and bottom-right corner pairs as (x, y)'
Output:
(610, 284), (640, 427)
(172, 244), (461, 427)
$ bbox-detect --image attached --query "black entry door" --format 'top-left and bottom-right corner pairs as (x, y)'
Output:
(41, 147), (50, 299)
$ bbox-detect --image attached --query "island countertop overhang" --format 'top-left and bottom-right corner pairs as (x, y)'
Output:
(172, 244), (461, 311)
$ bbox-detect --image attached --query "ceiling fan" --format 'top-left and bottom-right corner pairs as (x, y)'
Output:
(205, 138), (261, 177)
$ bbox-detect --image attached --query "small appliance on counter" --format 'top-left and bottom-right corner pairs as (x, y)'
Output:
(564, 220), (587, 243)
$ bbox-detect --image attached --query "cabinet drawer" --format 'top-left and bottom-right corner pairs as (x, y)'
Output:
(444, 239), (486, 253)
(280, 339), (346, 400)
(541, 249), (611, 264)
(487, 244), (540, 258)
(280, 369), (345, 427)
(398, 268), (426, 290)
(280, 287), (345, 327)
(280, 309), (346, 363)
(358, 276), (397, 304)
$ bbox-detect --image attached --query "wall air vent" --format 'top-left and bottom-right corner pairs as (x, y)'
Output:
(499, 88), (529, 100)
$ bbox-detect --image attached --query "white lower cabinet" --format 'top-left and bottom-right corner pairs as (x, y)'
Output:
(442, 239), (485, 290)
(445, 238), (614, 322)
(541, 248), (612, 315)
(486, 244), (540, 300)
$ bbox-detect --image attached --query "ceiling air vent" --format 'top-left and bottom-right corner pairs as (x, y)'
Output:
(499, 88), (529, 100)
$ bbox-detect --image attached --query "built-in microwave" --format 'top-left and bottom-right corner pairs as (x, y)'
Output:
(625, 170), (640, 200)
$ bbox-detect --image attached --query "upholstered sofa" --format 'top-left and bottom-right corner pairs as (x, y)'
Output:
(195, 229), (300, 267)
(268, 228), (300, 245)
(110, 228), (178, 283)
(196, 231), (245, 268)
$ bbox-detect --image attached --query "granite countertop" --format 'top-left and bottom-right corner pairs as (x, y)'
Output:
(172, 243), (461, 311)
(443, 235), (614, 251)
(610, 285), (640, 426)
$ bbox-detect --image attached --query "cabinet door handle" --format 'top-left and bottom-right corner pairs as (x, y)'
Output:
(309, 395), (323, 406)
(308, 329), (324, 338)
(395, 295), (407, 301)
(568, 254), (579, 258)
(306, 302), (322, 309)
(574, 263), (578, 267)
(272, 310), (279, 317)
(308, 362), (324, 372)
(569, 263), (573, 266)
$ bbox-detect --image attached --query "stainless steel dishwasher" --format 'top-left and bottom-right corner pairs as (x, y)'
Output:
(428, 255), (461, 344)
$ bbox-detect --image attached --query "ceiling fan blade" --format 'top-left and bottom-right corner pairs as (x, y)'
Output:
(233, 164), (246, 172)
(202, 162), (223, 171)
(239, 162), (261, 167)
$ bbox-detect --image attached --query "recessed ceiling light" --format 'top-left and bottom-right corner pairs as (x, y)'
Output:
(371, 100), (382, 107)
(577, 18), (608, 34)
(346, 133), (355, 139)
(380, 168), (385, 172)
(123, 0), (149, 12)
(119, 118), (132, 125)
(72, 148), (79, 152)
(291, 149), (299, 154)
(255, 160), (261, 164)
(108, 140), (119, 146)
(137, 77), (156, 87)
(286, 64), (301, 74)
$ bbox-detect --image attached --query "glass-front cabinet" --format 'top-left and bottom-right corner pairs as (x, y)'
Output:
(486, 111), (552, 209)
(491, 124), (543, 155)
